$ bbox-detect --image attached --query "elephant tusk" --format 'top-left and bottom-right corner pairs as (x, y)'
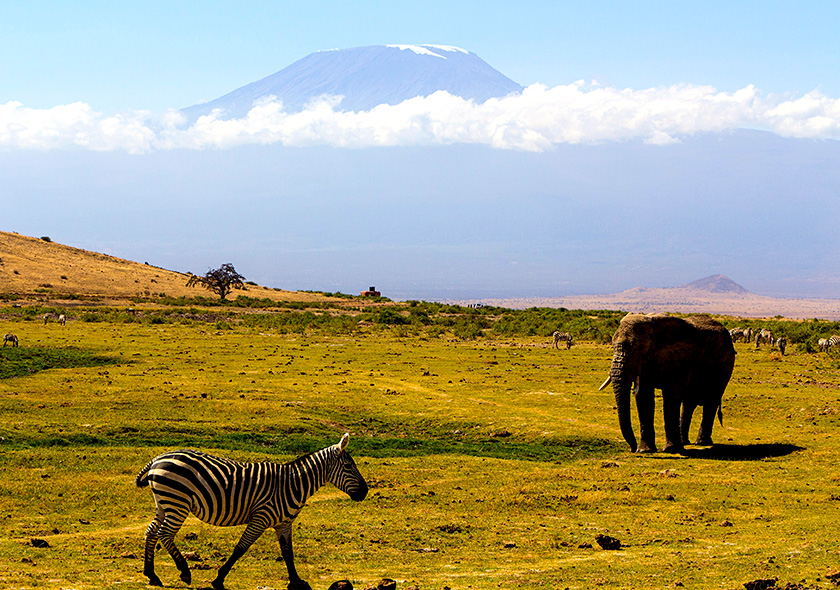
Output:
(598, 376), (612, 391)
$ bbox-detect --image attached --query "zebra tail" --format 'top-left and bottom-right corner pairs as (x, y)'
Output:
(135, 461), (154, 487)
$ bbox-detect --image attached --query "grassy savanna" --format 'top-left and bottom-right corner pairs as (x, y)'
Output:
(2, 310), (840, 590)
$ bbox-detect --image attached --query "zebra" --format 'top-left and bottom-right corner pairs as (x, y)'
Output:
(729, 327), (745, 343)
(755, 328), (774, 348)
(552, 331), (573, 349)
(818, 338), (831, 352)
(830, 335), (840, 348)
(776, 335), (787, 356)
(3, 333), (18, 347)
(136, 433), (368, 590)
(743, 327), (753, 343)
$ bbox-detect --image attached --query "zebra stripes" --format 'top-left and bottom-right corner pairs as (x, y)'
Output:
(829, 335), (840, 347)
(552, 331), (573, 349)
(729, 327), (745, 342)
(136, 433), (367, 590)
(755, 328), (775, 348)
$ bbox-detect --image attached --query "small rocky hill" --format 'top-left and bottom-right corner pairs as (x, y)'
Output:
(679, 274), (750, 295)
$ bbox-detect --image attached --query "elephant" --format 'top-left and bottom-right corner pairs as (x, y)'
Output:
(599, 313), (736, 454)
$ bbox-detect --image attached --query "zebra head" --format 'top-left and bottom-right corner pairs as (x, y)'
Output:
(328, 433), (368, 502)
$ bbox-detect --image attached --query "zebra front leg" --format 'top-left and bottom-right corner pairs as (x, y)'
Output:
(212, 518), (270, 590)
(275, 524), (312, 590)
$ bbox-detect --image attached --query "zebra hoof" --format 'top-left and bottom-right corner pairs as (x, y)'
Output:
(211, 578), (227, 590)
(179, 569), (191, 584)
(146, 574), (163, 587)
(288, 580), (313, 590)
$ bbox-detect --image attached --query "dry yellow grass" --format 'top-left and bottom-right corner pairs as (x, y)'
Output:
(0, 230), (338, 304)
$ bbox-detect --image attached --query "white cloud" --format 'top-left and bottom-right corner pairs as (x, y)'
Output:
(2, 83), (840, 153)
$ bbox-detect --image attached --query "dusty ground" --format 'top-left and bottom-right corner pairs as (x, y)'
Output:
(461, 287), (840, 320)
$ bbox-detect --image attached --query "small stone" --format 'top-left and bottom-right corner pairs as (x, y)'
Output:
(377, 579), (397, 590)
(327, 581), (353, 590)
(595, 534), (622, 550)
(30, 538), (50, 548)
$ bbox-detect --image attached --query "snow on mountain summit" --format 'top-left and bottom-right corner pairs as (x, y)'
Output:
(181, 45), (523, 120)
(386, 44), (469, 57)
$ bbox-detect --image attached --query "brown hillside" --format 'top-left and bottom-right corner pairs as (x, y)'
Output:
(0, 231), (327, 304)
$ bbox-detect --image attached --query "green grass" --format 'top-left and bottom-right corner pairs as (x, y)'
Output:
(1, 313), (840, 589)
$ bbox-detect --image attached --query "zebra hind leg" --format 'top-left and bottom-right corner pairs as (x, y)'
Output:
(155, 509), (192, 585)
(142, 510), (164, 587)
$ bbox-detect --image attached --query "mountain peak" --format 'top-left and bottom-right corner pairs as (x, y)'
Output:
(181, 44), (523, 120)
(679, 274), (750, 294)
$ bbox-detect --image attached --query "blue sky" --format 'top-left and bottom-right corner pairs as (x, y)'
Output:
(3, 1), (839, 113)
(3, 2), (840, 301)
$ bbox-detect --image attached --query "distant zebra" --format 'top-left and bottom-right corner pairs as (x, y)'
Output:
(136, 433), (368, 590)
(3, 333), (18, 347)
(755, 328), (775, 348)
(743, 327), (753, 343)
(43, 314), (50, 325)
(776, 335), (787, 355)
(58, 314), (66, 326)
(818, 338), (831, 352)
(729, 328), (745, 343)
(552, 331), (573, 349)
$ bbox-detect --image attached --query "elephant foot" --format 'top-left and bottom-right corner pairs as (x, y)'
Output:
(636, 441), (657, 453)
(694, 435), (713, 446)
(662, 443), (685, 454)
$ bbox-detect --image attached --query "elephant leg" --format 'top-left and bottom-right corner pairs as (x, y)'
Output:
(634, 383), (657, 453)
(695, 401), (719, 446)
(661, 390), (684, 453)
(680, 401), (697, 446)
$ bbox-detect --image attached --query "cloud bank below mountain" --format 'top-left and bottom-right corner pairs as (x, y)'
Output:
(3, 82), (840, 153)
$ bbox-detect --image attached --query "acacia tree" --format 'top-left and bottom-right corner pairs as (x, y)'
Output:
(186, 263), (246, 300)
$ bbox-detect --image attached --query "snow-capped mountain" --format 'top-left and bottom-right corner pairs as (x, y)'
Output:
(181, 45), (523, 119)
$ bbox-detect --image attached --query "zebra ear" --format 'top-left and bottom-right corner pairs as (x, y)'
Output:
(339, 433), (350, 451)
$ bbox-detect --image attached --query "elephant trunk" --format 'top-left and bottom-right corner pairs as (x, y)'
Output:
(610, 345), (637, 452)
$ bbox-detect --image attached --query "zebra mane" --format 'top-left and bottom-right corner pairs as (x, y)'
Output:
(282, 444), (337, 469)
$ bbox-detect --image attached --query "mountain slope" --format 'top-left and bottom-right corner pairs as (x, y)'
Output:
(0, 231), (315, 302)
(181, 45), (523, 119)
